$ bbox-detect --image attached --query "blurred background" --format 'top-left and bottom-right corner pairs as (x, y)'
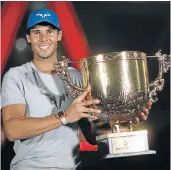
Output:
(1, 1), (170, 170)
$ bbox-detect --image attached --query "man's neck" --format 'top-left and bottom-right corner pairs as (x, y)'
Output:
(32, 55), (58, 74)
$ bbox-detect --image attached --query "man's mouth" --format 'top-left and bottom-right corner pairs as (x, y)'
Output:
(38, 45), (51, 50)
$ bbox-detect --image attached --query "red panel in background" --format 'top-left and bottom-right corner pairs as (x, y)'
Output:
(1, 2), (28, 74)
(80, 142), (98, 151)
(47, 2), (92, 70)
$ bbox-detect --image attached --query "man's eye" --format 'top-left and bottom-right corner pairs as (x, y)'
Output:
(34, 31), (39, 35)
(47, 30), (53, 34)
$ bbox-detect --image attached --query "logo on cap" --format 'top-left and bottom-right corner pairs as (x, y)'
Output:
(36, 12), (51, 18)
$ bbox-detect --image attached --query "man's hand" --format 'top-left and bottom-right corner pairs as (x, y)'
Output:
(91, 100), (153, 135)
(133, 100), (153, 124)
(65, 87), (101, 123)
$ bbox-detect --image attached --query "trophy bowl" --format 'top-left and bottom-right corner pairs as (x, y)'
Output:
(80, 51), (149, 123)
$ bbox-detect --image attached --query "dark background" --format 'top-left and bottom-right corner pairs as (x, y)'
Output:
(1, 1), (170, 170)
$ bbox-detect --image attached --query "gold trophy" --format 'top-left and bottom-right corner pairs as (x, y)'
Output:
(54, 50), (170, 158)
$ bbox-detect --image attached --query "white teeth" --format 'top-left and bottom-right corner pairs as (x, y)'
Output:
(39, 45), (50, 50)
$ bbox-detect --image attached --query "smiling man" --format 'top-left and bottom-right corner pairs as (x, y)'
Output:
(1, 8), (151, 170)
(26, 9), (62, 73)
(1, 9), (101, 170)
(28, 24), (60, 60)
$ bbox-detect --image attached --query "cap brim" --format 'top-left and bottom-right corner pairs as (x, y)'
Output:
(27, 20), (61, 30)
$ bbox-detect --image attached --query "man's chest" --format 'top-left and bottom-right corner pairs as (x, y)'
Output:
(23, 73), (74, 117)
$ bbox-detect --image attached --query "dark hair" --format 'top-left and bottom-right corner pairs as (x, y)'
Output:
(26, 22), (60, 35)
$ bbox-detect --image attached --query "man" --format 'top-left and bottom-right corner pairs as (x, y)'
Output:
(1, 9), (151, 170)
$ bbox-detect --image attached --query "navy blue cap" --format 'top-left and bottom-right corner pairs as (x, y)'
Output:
(27, 9), (61, 30)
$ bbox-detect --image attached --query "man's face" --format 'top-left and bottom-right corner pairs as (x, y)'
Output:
(26, 24), (62, 59)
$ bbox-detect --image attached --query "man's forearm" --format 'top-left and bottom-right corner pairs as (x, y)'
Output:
(4, 115), (62, 141)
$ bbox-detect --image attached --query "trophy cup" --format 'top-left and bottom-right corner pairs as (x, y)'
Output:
(54, 50), (170, 158)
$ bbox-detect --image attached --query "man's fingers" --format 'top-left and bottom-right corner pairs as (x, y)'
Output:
(132, 117), (140, 124)
(81, 99), (100, 106)
(143, 100), (152, 116)
(80, 113), (97, 120)
(75, 86), (91, 102)
(143, 108), (149, 116)
(145, 100), (152, 109)
(82, 107), (101, 114)
(139, 112), (148, 121)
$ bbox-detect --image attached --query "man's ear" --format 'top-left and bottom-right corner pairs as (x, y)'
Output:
(57, 30), (62, 41)
(26, 34), (31, 43)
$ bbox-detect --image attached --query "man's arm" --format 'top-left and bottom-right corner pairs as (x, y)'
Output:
(2, 87), (101, 142)
(2, 70), (62, 141)
(2, 104), (62, 141)
(1, 69), (101, 142)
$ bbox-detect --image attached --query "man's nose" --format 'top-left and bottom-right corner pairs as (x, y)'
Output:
(39, 33), (48, 41)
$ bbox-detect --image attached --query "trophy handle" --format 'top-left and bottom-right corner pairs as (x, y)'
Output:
(53, 57), (85, 98)
(148, 50), (170, 102)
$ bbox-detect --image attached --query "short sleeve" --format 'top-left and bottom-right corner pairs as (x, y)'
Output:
(1, 69), (26, 109)
(68, 67), (83, 88)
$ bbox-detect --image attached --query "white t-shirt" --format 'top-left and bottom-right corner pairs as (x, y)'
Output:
(1, 61), (82, 170)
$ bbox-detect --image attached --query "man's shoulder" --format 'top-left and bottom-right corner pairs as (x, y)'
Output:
(67, 67), (82, 87)
(4, 62), (32, 78)
(68, 67), (82, 81)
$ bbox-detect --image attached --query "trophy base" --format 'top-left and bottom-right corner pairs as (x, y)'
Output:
(96, 130), (156, 158)
(103, 150), (156, 159)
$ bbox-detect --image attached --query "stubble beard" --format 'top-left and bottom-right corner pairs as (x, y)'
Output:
(39, 55), (51, 60)
(38, 50), (57, 60)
